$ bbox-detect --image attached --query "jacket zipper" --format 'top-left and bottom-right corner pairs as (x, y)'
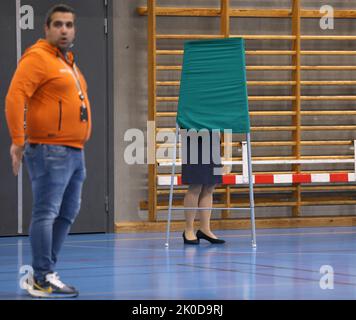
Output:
(58, 100), (62, 131)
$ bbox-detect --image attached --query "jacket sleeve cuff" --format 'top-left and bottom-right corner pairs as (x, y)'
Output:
(12, 136), (25, 147)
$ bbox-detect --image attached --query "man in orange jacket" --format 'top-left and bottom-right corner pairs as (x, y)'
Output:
(5, 4), (91, 298)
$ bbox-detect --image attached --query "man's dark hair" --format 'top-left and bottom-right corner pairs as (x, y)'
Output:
(45, 4), (76, 27)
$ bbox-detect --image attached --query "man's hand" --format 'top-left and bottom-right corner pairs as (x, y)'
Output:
(10, 144), (24, 176)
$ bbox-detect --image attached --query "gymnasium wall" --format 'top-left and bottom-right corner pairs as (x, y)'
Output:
(113, 0), (356, 222)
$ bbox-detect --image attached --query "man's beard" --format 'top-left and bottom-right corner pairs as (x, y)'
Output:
(58, 41), (74, 53)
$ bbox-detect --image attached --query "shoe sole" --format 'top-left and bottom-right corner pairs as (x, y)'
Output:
(27, 287), (79, 299)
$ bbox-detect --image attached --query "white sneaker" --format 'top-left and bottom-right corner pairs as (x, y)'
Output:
(26, 272), (79, 299)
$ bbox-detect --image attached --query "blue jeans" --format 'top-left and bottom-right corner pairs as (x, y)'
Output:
(24, 144), (86, 282)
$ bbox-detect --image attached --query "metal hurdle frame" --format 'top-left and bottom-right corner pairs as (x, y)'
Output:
(165, 123), (257, 248)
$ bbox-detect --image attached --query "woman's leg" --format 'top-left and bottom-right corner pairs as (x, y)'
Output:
(198, 184), (218, 239)
(184, 184), (202, 240)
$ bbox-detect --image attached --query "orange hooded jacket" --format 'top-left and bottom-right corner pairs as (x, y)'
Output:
(5, 39), (92, 149)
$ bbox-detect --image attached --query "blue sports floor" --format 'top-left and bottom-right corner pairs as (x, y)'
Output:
(0, 227), (356, 300)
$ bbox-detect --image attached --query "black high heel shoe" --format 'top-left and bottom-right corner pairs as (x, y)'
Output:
(183, 232), (200, 245)
(196, 230), (225, 244)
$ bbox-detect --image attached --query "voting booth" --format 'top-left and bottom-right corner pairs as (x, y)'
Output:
(165, 38), (257, 248)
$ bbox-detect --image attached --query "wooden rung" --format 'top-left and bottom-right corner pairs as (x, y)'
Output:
(156, 65), (297, 71)
(156, 96), (297, 102)
(156, 112), (176, 117)
(251, 111), (296, 116)
(156, 140), (353, 147)
(301, 140), (354, 146)
(224, 142), (291, 147)
(157, 66), (356, 71)
(232, 9), (291, 18)
(302, 106), (356, 109)
(248, 156), (353, 160)
(249, 96), (296, 101)
(231, 35), (296, 40)
(247, 66), (296, 70)
(156, 141), (294, 148)
(155, 202), (296, 210)
(159, 186), (289, 193)
(157, 66), (182, 71)
(156, 127), (177, 132)
(156, 111), (297, 117)
(301, 9), (356, 18)
(156, 187), (295, 195)
(252, 126), (297, 131)
(156, 125), (356, 132)
(301, 66), (356, 70)
(156, 97), (178, 102)
(156, 50), (297, 55)
(251, 140), (354, 146)
(301, 96), (356, 100)
(155, 204), (228, 210)
(156, 126), (297, 132)
(138, 7), (356, 19)
(301, 35), (356, 40)
(298, 155), (354, 160)
(157, 50), (183, 55)
(301, 51), (356, 55)
(156, 81), (297, 86)
(157, 140), (353, 147)
(137, 7), (292, 17)
(157, 155), (353, 165)
(302, 186), (356, 191)
(157, 34), (356, 41)
(156, 34), (224, 39)
(301, 81), (356, 85)
(301, 111), (356, 116)
(156, 142), (243, 148)
(248, 81), (296, 86)
(254, 125), (356, 131)
(301, 125), (356, 131)
(153, 34), (296, 40)
(301, 200), (356, 205)
(158, 156), (294, 163)
(156, 185), (356, 195)
(247, 50), (296, 55)
(246, 141), (292, 147)
(137, 7), (220, 17)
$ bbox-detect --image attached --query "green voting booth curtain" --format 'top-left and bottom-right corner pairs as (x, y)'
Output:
(177, 38), (250, 133)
